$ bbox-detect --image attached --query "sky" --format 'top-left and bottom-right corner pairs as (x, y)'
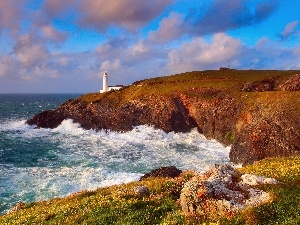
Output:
(0, 0), (299, 93)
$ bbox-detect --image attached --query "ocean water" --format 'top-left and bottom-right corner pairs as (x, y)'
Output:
(0, 94), (230, 214)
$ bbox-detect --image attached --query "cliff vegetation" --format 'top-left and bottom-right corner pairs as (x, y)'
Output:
(0, 155), (299, 224)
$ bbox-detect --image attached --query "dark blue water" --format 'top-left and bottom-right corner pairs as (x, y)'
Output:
(0, 94), (230, 214)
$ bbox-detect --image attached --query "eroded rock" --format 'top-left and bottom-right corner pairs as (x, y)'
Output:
(180, 164), (277, 220)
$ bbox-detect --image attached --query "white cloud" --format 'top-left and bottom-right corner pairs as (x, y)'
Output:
(148, 12), (185, 43)
(281, 20), (299, 38)
(0, 56), (19, 79)
(40, 24), (68, 42)
(100, 60), (121, 75)
(0, 0), (24, 35)
(167, 33), (242, 73)
(13, 35), (49, 67)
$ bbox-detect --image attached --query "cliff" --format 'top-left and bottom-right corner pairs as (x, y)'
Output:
(27, 70), (300, 165)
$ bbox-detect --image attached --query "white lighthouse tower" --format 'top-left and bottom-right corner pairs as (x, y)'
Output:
(100, 71), (124, 93)
(100, 71), (108, 93)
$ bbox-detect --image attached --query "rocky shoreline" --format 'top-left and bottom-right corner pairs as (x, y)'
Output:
(26, 70), (300, 165)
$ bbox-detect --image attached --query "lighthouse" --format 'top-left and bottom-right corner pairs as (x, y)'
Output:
(100, 71), (124, 93)
(100, 71), (108, 93)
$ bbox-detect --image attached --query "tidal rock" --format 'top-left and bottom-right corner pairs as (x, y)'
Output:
(139, 166), (182, 181)
(180, 164), (276, 220)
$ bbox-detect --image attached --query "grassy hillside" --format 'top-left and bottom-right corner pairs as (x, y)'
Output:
(76, 70), (300, 123)
(0, 156), (299, 224)
(78, 70), (299, 102)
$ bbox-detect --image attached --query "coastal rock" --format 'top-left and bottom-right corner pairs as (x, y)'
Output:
(180, 164), (276, 220)
(27, 96), (197, 133)
(140, 166), (182, 181)
(180, 93), (242, 146)
(26, 71), (300, 165)
(230, 118), (300, 165)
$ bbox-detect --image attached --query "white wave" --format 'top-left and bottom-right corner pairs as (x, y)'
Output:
(0, 118), (230, 213)
(0, 164), (142, 213)
(0, 120), (28, 131)
(53, 119), (86, 135)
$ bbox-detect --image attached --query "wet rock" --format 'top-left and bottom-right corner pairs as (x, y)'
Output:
(26, 96), (196, 133)
(180, 164), (276, 220)
(139, 166), (182, 181)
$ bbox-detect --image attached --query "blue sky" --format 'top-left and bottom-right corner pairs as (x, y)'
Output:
(0, 0), (299, 93)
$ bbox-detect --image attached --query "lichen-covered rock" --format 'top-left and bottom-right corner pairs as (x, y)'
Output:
(180, 164), (276, 220)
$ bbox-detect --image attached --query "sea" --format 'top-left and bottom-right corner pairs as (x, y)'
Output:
(0, 94), (230, 214)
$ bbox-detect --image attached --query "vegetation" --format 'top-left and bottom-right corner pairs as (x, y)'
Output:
(78, 70), (300, 107)
(0, 156), (299, 224)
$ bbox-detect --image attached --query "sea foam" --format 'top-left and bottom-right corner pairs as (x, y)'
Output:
(0, 118), (230, 214)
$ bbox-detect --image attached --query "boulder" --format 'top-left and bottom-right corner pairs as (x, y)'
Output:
(139, 166), (182, 181)
(180, 164), (277, 220)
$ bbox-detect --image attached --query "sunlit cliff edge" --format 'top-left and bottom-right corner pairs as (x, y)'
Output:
(27, 70), (300, 165)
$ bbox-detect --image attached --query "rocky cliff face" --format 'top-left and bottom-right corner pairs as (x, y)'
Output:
(27, 72), (300, 165)
(27, 95), (197, 133)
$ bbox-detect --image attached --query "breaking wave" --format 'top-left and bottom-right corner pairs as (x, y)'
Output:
(0, 118), (230, 214)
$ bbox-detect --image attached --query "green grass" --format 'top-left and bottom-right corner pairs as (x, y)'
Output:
(78, 70), (300, 103)
(1, 156), (299, 225)
(223, 156), (300, 225)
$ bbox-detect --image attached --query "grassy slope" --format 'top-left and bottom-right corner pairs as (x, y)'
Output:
(78, 70), (299, 102)
(77, 70), (300, 118)
(1, 70), (300, 224)
(0, 156), (299, 225)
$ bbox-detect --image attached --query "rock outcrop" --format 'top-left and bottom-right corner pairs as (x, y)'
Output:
(180, 164), (277, 220)
(27, 96), (197, 133)
(26, 71), (300, 165)
(139, 166), (182, 181)
(241, 78), (276, 92)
